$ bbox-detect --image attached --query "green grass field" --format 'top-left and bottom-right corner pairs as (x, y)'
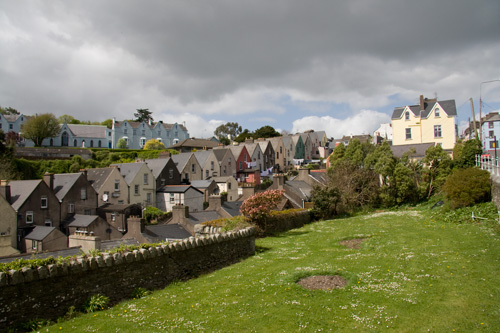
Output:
(44, 204), (500, 332)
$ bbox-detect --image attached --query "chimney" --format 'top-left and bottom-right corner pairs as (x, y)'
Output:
(126, 216), (144, 235)
(43, 172), (54, 190)
(80, 169), (88, 179)
(420, 95), (425, 111)
(208, 195), (222, 211)
(274, 174), (285, 189)
(0, 180), (11, 203)
(172, 204), (189, 222)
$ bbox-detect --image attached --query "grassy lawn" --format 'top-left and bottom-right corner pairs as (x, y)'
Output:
(45, 205), (500, 332)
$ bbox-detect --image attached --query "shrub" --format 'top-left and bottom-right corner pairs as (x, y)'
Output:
(442, 167), (491, 208)
(82, 294), (109, 313)
(131, 287), (151, 299)
(240, 189), (284, 230)
(143, 206), (166, 224)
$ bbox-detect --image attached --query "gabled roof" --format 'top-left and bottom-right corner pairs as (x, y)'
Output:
(66, 124), (108, 138)
(168, 138), (219, 150)
(145, 158), (171, 179)
(213, 176), (235, 183)
(212, 148), (231, 162)
(66, 214), (99, 228)
(221, 201), (243, 217)
(286, 180), (313, 200)
(309, 170), (328, 185)
(190, 180), (215, 189)
(257, 140), (271, 153)
(267, 136), (283, 150)
(222, 145), (245, 159)
(146, 224), (191, 240)
(186, 211), (222, 225)
(25, 226), (57, 241)
(111, 162), (147, 185)
(392, 99), (457, 119)
(245, 142), (260, 155)
(171, 152), (193, 171)
(87, 168), (115, 192)
(193, 150), (213, 166)
(52, 173), (82, 201)
(8, 179), (42, 210)
(158, 185), (203, 194)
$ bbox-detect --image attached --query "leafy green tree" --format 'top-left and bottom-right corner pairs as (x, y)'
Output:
(422, 145), (453, 198)
(101, 119), (113, 129)
(393, 162), (419, 204)
(214, 122), (242, 144)
(117, 138), (127, 149)
(143, 139), (166, 150)
(329, 142), (345, 168)
(453, 139), (482, 169)
(21, 113), (60, 147)
(134, 109), (153, 123)
(234, 129), (253, 143)
(364, 142), (397, 206)
(253, 125), (280, 139)
(0, 106), (19, 115)
(311, 185), (341, 219)
(58, 114), (80, 124)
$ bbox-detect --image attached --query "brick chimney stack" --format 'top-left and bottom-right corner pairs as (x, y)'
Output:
(208, 195), (222, 211)
(420, 95), (425, 111)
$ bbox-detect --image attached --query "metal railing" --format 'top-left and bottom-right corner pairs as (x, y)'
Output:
(476, 154), (500, 176)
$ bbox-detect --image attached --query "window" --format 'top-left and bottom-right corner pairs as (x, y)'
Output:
(435, 108), (440, 117)
(140, 137), (146, 147)
(170, 193), (175, 203)
(405, 128), (412, 140)
(141, 129), (146, 136)
(9, 124), (13, 130)
(192, 164), (196, 173)
(169, 169), (174, 179)
(405, 111), (410, 121)
(111, 212), (116, 221)
(161, 178), (166, 186)
(69, 203), (75, 213)
(144, 173), (148, 185)
(211, 161), (214, 170)
(158, 130), (161, 136)
(146, 193), (152, 205)
(205, 170), (209, 178)
(239, 161), (243, 170)
(84, 209), (91, 215)
(434, 125), (442, 138)
(228, 158), (231, 166)
(277, 152), (279, 159)
(490, 131), (494, 138)
(490, 140), (498, 149)
(133, 129), (137, 135)
(32, 240), (36, 250)
(41, 196), (48, 209)
(228, 182), (231, 190)
(489, 122), (494, 129)
(280, 146), (283, 154)
(124, 129), (128, 135)
(134, 184), (139, 195)
(98, 140), (102, 148)
(45, 219), (52, 227)
(81, 188), (87, 200)
(26, 211), (33, 224)
(114, 180), (120, 191)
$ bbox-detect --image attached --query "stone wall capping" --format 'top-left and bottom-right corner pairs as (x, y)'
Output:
(88, 257), (98, 270)
(182, 238), (191, 250)
(96, 256), (105, 268)
(9, 269), (23, 285)
(139, 248), (149, 260)
(37, 266), (49, 280)
(21, 267), (35, 282)
(150, 247), (158, 257)
(46, 264), (58, 278)
(112, 253), (123, 265)
(124, 251), (135, 263)
(0, 272), (7, 287)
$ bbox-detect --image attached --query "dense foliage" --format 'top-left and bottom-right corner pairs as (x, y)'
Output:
(240, 189), (284, 230)
(21, 113), (60, 147)
(442, 167), (491, 208)
(143, 139), (166, 150)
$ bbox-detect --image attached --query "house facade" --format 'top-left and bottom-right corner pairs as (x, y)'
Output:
(213, 176), (239, 202)
(171, 153), (203, 183)
(481, 112), (500, 155)
(111, 162), (156, 207)
(257, 140), (275, 172)
(392, 95), (457, 150)
(0, 188), (19, 257)
(156, 185), (204, 212)
(145, 158), (182, 189)
(193, 150), (220, 180)
(112, 120), (189, 149)
(213, 148), (236, 178)
(87, 167), (129, 206)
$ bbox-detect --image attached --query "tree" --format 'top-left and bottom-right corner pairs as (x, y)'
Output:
(311, 185), (341, 219)
(422, 145), (453, 198)
(58, 114), (79, 124)
(134, 109), (153, 123)
(442, 168), (491, 208)
(143, 139), (166, 150)
(101, 119), (113, 129)
(234, 129), (253, 143)
(21, 113), (60, 147)
(0, 106), (19, 115)
(453, 139), (482, 169)
(253, 125), (280, 139)
(214, 122), (243, 144)
(117, 138), (127, 149)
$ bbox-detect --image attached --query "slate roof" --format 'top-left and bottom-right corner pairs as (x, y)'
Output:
(7, 179), (42, 210)
(193, 150), (213, 166)
(171, 153), (193, 171)
(391, 99), (457, 119)
(24, 226), (57, 241)
(390, 143), (435, 158)
(212, 148), (229, 162)
(244, 142), (259, 155)
(187, 211), (222, 225)
(87, 168), (114, 192)
(111, 162), (146, 185)
(286, 180), (313, 200)
(221, 201), (243, 217)
(222, 145), (244, 159)
(190, 180), (215, 189)
(309, 170), (328, 185)
(100, 238), (140, 251)
(158, 185), (202, 194)
(66, 124), (108, 138)
(145, 158), (170, 179)
(146, 224), (191, 240)
(168, 138), (219, 150)
(0, 247), (82, 263)
(52, 173), (82, 200)
(66, 214), (99, 228)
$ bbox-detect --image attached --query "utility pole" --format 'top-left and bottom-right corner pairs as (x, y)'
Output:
(470, 98), (478, 139)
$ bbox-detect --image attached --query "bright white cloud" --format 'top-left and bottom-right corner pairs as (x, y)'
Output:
(291, 110), (391, 139)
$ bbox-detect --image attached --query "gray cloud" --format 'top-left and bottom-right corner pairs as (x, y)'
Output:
(1, 1), (500, 137)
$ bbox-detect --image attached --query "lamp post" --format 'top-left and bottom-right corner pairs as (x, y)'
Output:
(480, 79), (500, 144)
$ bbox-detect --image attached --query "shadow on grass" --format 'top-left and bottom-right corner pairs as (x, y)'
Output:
(267, 230), (311, 238)
(255, 246), (272, 254)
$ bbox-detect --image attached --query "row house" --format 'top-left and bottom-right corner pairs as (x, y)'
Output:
(156, 185), (204, 212)
(257, 140), (275, 172)
(391, 95), (457, 150)
(194, 150), (221, 180)
(112, 120), (189, 149)
(111, 162), (156, 207)
(0, 113), (25, 135)
(0, 192), (18, 256)
(87, 167), (129, 207)
(213, 148), (236, 178)
(480, 112), (500, 155)
(171, 153), (203, 184)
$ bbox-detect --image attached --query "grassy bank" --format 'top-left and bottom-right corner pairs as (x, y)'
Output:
(44, 204), (500, 332)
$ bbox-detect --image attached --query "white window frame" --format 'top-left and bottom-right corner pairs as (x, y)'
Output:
(134, 184), (139, 195)
(434, 125), (442, 138)
(26, 211), (34, 224)
(41, 196), (48, 209)
(435, 108), (440, 117)
(69, 203), (75, 213)
(144, 173), (148, 185)
(405, 128), (412, 140)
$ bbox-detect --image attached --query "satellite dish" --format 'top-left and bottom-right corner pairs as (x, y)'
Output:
(103, 193), (109, 202)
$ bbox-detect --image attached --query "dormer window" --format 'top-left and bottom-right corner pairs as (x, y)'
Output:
(405, 111), (410, 121)
(435, 108), (440, 117)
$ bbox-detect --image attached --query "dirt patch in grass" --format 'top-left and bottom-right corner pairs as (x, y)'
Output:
(339, 238), (366, 249)
(297, 275), (347, 290)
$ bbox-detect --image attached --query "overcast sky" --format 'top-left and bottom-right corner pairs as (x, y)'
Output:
(1, 1), (500, 139)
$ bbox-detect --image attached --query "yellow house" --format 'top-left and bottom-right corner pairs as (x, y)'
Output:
(392, 95), (457, 150)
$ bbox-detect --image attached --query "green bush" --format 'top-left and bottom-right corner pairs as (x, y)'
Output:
(442, 167), (491, 208)
(82, 294), (110, 313)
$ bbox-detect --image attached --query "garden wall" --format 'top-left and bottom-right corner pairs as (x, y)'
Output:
(0, 228), (255, 330)
(491, 175), (500, 209)
(262, 209), (311, 235)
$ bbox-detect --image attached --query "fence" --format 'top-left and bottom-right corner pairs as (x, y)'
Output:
(476, 154), (500, 176)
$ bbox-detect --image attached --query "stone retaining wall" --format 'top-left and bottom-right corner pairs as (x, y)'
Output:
(0, 227), (255, 330)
